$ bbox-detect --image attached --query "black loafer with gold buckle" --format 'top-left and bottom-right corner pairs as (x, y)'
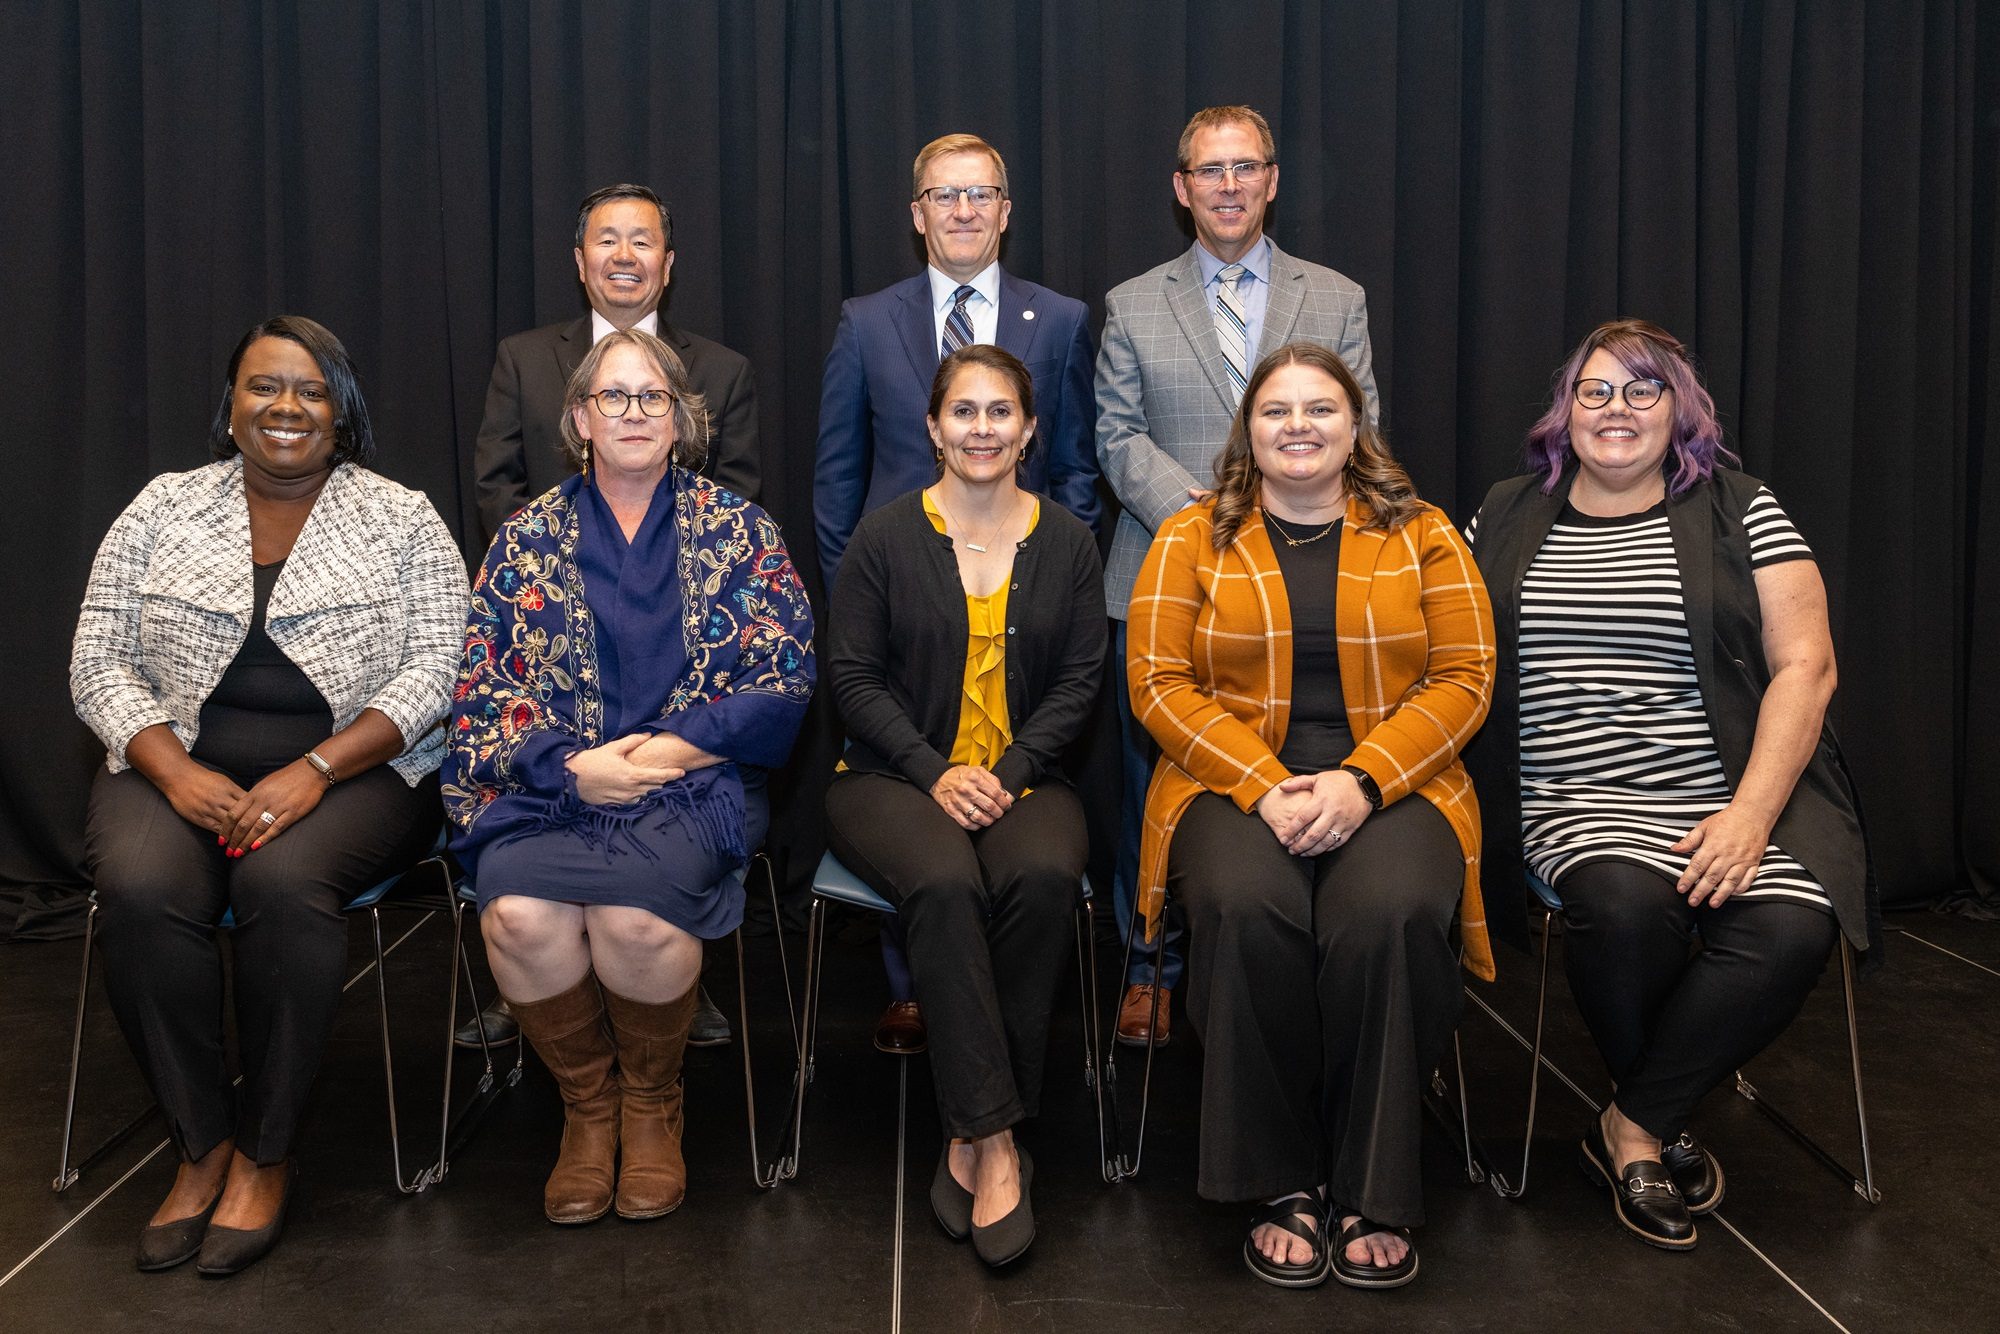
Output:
(1580, 1124), (1695, 1250)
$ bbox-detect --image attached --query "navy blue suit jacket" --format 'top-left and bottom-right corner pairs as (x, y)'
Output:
(813, 269), (1099, 587)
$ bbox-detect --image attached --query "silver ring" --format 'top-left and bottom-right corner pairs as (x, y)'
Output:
(1330, 830), (1345, 844)
(259, 811), (277, 827)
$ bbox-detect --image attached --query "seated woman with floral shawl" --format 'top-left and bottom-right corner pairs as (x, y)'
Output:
(444, 329), (814, 1226)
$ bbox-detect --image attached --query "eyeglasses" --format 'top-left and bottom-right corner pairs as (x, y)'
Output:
(1574, 377), (1669, 411)
(1179, 160), (1274, 188)
(917, 185), (1004, 209)
(584, 388), (675, 418)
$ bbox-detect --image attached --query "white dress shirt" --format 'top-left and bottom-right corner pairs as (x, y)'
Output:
(927, 262), (1002, 351)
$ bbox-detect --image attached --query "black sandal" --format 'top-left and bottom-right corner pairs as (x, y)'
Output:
(1329, 1212), (1418, 1289)
(1242, 1193), (1330, 1288)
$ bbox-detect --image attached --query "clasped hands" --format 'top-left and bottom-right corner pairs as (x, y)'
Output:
(566, 733), (690, 807)
(1257, 769), (1374, 857)
(163, 758), (328, 857)
(930, 764), (1013, 831)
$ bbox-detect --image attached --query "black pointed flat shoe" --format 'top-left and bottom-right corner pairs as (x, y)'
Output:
(1580, 1125), (1695, 1250)
(970, 1147), (1034, 1267)
(931, 1147), (974, 1241)
(136, 1186), (224, 1272)
(196, 1162), (297, 1277)
(1660, 1131), (1725, 1215)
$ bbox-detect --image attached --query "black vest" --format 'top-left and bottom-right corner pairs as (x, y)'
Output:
(1462, 467), (1872, 955)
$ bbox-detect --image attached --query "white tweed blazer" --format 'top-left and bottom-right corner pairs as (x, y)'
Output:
(71, 457), (469, 784)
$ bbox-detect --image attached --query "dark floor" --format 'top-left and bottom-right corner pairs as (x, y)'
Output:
(0, 897), (1994, 1333)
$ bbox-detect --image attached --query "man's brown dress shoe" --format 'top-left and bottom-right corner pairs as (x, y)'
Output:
(1117, 983), (1171, 1047)
(873, 1000), (927, 1054)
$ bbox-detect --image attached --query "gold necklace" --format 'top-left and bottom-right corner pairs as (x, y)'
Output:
(1266, 512), (1339, 547)
(931, 488), (1022, 553)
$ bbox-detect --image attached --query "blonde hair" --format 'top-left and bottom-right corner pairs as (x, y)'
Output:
(1210, 343), (1421, 550)
(911, 133), (1009, 199)
(1177, 105), (1275, 169)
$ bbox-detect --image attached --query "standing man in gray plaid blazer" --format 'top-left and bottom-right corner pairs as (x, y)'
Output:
(1096, 105), (1378, 1046)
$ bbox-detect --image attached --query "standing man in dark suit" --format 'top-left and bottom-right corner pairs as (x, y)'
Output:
(813, 133), (1100, 1052)
(464, 182), (755, 1048)
(1096, 106), (1377, 1054)
(474, 183), (761, 540)
(814, 133), (1099, 589)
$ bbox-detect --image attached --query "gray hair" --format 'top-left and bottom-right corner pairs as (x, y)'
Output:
(557, 328), (709, 473)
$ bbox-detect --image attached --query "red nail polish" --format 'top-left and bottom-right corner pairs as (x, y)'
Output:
(251, 841), (262, 851)
(217, 836), (225, 846)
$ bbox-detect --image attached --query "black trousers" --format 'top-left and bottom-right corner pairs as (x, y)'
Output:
(85, 765), (442, 1164)
(826, 772), (1085, 1139)
(1172, 792), (1463, 1225)
(1555, 858), (1837, 1140)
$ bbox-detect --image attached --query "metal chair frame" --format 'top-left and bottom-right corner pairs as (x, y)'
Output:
(1099, 885), (1484, 1187)
(757, 852), (1103, 1185)
(1466, 880), (1880, 1205)
(54, 847), (520, 1196)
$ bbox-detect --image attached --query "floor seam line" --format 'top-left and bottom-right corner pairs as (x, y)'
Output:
(1891, 928), (2000, 981)
(0, 913), (435, 1292)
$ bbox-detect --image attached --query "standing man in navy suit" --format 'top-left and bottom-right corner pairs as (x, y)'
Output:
(815, 133), (1099, 589)
(813, 133), (1100, 1052)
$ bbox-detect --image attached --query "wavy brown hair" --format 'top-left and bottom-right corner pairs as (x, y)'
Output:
(1210, 342), (1420, 551)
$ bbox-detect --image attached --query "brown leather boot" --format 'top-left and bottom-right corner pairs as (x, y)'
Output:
(603, 983), (697, 1220)
(508, 975), (619, 1224)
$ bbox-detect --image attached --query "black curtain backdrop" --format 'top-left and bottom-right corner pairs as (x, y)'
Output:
(3, 1), (1995, 931)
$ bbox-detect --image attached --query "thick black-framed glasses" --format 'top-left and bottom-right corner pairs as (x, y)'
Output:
(584, 388), (675, 418)
(1574, 377), (1669, 411)
(917, 184), (1004, 209)
(1179, 160), (1274, 187)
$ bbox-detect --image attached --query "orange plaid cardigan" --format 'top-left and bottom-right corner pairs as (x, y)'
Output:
(1127, 495), (1499, 980)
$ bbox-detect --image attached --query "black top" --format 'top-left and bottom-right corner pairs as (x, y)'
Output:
(192, 560), (333, 778)
(1266, 515), (1354, 773)
(827, 488), (1108, 796)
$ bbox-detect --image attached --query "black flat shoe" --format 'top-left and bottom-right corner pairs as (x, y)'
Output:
(1580, 1125), (1695, 1250)
(931, 1147), (974, 1241)
(1660, 1131), (1725, 1215)
(1329, 1212), (1418, 1290)
(1242, 1193), (1329, 1289)
(196, 1162), (297, 1277)
(970, 1147), (1034, 1267)
(136, 1186), (224, 1272)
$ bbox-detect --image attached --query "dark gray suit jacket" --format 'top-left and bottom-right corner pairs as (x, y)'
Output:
(473, 315), (761, 540)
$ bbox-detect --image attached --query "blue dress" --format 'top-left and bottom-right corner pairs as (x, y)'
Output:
(445, 469), (814, 939)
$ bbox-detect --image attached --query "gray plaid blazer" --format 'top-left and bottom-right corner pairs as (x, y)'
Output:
(72, 458), (469, 783)
(1094, 241), (1377, 617)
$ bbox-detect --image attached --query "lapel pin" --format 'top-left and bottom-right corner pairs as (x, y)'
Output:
(1022, 310), (1035, 320)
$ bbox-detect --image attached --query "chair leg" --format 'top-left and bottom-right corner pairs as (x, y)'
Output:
(368, 905), (434, 1195)
(1481, 907), (1554, 1201)
(53, 900), (99, 1193)
(1102, 893), (1167, 1183)
(1074, 898), (1108, 1180)
(739, 853), (802, 1189)
(1732, 935), (1882, 1203)
(762, 894), (827, 1183)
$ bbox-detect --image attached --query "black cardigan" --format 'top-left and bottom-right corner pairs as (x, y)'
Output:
(826, 488), (1108, 796)
(1462, 467), (1874, 956)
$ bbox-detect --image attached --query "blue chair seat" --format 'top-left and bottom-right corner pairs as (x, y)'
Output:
(1526, 872), (1560, 912)
(811, 855), (895, 914)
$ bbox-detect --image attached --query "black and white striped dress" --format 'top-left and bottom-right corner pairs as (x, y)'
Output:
(1484, 491), (1830, 910)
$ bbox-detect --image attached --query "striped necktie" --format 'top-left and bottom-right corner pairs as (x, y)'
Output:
(1213, 262), (1249, 403)
(941, 284), (977, 359)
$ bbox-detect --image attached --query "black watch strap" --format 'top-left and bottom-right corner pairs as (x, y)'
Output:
(1340, 764), (1384, 810)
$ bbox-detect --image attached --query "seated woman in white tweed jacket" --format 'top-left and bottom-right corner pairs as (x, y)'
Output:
(69, 315), (468, 1279)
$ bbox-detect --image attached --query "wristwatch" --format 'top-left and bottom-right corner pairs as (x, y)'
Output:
(1339, 764), (1383, 810)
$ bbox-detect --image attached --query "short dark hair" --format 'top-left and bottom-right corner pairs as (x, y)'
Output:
(208, 316), (375, 467)
(574, 183), (672, 251)
(927, 344), (1038, 474)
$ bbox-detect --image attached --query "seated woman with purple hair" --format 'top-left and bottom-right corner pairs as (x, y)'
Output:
(1464, 318), (1869, 1251)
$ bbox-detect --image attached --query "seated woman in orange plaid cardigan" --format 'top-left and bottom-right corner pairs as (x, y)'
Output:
(1127, 342), (1496, 1291)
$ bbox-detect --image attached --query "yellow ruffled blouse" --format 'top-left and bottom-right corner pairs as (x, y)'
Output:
(924, 490), (1041, 772)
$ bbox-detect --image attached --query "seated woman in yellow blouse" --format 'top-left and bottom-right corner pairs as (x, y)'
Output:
(825, 345), (1106, 1268)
